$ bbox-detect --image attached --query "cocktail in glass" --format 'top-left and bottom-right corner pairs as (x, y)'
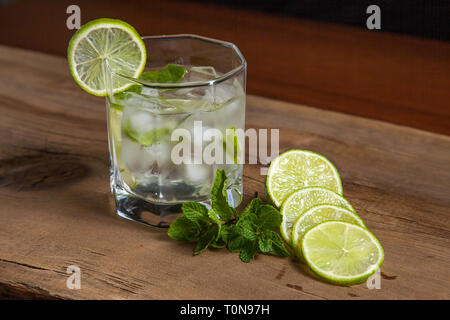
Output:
(105, 35), (246, 228)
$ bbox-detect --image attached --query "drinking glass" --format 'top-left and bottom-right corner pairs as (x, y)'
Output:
(105, 34), (246, 228)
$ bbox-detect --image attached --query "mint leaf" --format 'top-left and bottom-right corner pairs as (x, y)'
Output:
(221, 224), (234, 243)
(211, 170), (236, 221)
(113, 84), (142, 101)
(123, 124), (170, 147)
(182, 202), (210, 227)
(111, 85), (142, 111)
(168, 216), (199, 241)
(240, 198), (262, 220)
(211, 224), (234, 248)
(239, 241), (258, 263)
(167, 170), (291, 263)
(227, 232), (247, 252)
(208, 211), (228, 248)
(210, 224), (229, 249)
(235, 219), (258, 241)
(194, 224), (219, 255)
(207, 209), (223, 225)
(140, 64), (186, 83)
(258, 233), (272, 253)
(210, 235), (226, 248)
(256, 205), (281, 230)
(272, 243), (290, 257)
(266, 230), (290, 257)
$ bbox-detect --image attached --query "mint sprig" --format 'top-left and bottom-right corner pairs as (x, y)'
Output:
(139, 64), (186, 83)
(168, 170), (290, 262)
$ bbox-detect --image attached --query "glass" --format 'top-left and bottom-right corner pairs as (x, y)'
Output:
(105, 35), (246, 228)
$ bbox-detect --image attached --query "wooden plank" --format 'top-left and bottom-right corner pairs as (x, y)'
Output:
(1, 0), (449, 135)
(0, 45), (449, 299)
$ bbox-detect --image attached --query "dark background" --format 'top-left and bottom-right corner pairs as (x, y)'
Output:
(195, 0), (449, 40)
(0, 0), (449, 134)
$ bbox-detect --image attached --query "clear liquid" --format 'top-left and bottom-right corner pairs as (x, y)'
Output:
(107, 66), (245, 226)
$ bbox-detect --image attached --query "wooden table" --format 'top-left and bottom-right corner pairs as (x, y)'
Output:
(1, 0), (450, 135)
(0, 45), (449, 300)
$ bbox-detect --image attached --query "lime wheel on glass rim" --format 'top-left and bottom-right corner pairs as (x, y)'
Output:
(67, 18), (146, 96)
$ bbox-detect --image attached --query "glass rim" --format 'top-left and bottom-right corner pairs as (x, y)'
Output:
(107, 34), (247, 89)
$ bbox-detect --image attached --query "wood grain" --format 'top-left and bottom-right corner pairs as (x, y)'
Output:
(0, 45), (449, 299)
(1, 0), (449, 135)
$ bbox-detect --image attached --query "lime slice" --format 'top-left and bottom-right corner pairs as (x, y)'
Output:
(108, 108), (135, 189)
(109, 108), (122, 147)
(280, 187), (354, 245)
(292, 204), (365, 258)
(302, 221), (384, 285)
(68, 18), (146, 96)
(266, 150), (342, 207)
(120, 167), (136, 189)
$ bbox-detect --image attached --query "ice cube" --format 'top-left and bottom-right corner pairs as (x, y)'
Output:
(123, 108), (156, 132)
(158, 87), (214, 112)
(183, 162), (212, 184)
(122, 107), (175, 147)
(186, 66), (217, 81)
(144, 141), (172, 168)
(213, 78), (243, 105)
(122, 92), (160, 111)
(140, 87), (159, 97)
(157, 67), (220, 112)
(121, 137), (156, 173)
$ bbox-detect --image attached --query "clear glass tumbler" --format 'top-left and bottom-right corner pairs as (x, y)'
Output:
(105, 34), (246, 228)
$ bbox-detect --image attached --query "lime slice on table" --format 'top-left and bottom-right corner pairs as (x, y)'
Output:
(292, 204), (365, 258)
(67, 18), (146, 96)
(266, 150), (342, 208)
(302, 221), (384, 285)
(280, 187), (354, 245)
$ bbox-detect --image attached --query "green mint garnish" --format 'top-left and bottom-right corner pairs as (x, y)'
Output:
(181, 202), (210, 227)
(139, 64), (187, 83)
(123, 125), (170, 147)
(112, 64), (187, 109)
(167, 216), (199, 242)
(118, 64), (187, 146)
(194, 224), (219, 255)
(113, 84), (143, 102)
(168, 170), (290, 262)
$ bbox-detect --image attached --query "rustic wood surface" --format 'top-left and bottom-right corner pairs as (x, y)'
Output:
(0, 45), (449, 300)
(1, 0), (450, 135)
